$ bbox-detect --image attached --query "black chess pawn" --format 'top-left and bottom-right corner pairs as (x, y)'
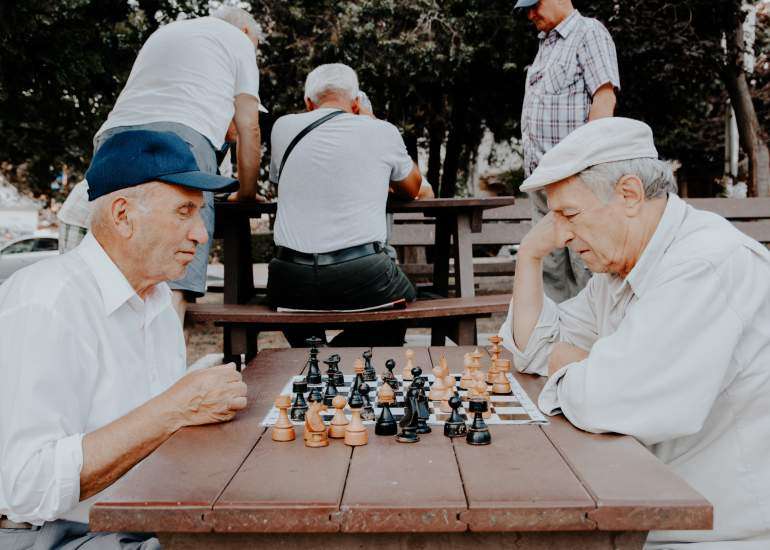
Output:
(323, 376), (338, 407)
(384, 358), (399, 389)
(466, 398), (492, 446)
(362, 349), (377, 382)
(375, 402), (398, 436)
(396, 393), (421, 443)
(443, 396), (467, 438)
(305, 337), (323, 385)
(290, 379), (308, 421)
(410, 366), (422, 383)
(413, 378), (432, 434)
(359, 382), (376, 421)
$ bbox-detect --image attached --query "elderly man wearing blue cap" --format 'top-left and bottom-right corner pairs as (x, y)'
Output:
(0, 131), (248, 549)
(499, 117), (770, 548)
(516, 0), (620, 303)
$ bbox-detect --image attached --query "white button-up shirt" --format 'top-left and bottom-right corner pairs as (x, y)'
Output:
(0, 233), (186, 525)
(500, 194), (770, 548)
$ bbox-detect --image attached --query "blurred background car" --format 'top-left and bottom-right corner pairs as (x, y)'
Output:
(0, 234), (59, 284)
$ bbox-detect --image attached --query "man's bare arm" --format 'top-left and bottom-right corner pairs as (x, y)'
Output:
(79, 364), (247, 500)
(390, 163), (422, 200)
(588, 83), (616, 121)
(233, 93), (262, 201)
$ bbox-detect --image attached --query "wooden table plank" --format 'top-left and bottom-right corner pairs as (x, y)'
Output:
(90, 349), (303, 533)
(210, 347), (433, 533)
(541, 417), (713, 531)
(336, 346), (466, 532)
(430, 347), (596, 531)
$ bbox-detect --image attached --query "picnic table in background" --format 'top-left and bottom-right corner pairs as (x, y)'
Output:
(92, 346), (712, 549)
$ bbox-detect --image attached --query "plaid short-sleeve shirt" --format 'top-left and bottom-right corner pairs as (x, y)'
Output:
(522, 10), (620, 176)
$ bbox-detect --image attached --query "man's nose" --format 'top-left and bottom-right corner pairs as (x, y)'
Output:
(554, 216), (574, 245)
(190, 211), (209, 246)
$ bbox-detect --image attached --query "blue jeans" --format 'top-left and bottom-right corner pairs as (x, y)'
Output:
(0, 519), (159, 549)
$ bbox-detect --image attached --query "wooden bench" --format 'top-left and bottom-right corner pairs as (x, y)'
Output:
(392, 197), (770, 283)
(189, 197), (770, 363)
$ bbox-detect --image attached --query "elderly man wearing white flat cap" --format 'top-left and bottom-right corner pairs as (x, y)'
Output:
(500, 117), (770, 548)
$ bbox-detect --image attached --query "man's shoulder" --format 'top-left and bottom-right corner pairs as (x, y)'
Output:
(0, 251), (94, 316)
(575, 13), (613, 39)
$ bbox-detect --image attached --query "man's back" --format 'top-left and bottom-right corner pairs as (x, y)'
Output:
(270, 108), (414, 254)
(97, 16), (260, 148)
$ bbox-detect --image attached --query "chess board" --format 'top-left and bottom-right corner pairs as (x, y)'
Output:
(261, 374), (549, 426)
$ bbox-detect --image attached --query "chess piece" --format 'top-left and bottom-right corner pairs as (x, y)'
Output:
(402, 349), (415, 380)
(413, 377), (432, 434)
(443, 396), (467, 438)
(383, 358), (399, 389)
(377, 375), (396, 405)
(466, 398), (492, 445)
(344, 391), (369, 446)
(305, 399), (329, 448)
(362, 349), (377, 382)
(429, 363), (446, 401)
(308, 384), (323, 405)
(324, 353), (345, 386)
(488, 334), (503, 365)
(469, 377), (492, 419)
(305, 336), (323, 385)
(396, 393), (421, 443)
(290, 379), (308, 421)
(486, 356), (500, 385)
(491, 362), (512, 395)
(459, 352), (474, 390)
(359, 382), (376, 421)
(352, 358), (365, 395)
(304, 390), (323, 441)
(272, 394), (296, 442)
(323, 374), (338, 406)
(375, 402), (398, 435)
(328, 395), (349, 438)
(470, 349), (485, 385)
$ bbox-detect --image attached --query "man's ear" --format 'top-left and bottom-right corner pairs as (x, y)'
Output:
(616, 175), (645, 216)
(351, 97), (361, 115)
(110, 197), (134, 238)
(305, 98), (316, 112)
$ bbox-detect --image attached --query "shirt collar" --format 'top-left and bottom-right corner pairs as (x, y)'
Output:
(75, 232), (172, 319)
(539, 9), (581, 40)
(622, 193), (687, 298)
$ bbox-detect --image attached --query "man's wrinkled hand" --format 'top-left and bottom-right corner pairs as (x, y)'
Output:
(547, 342), (589, 376)
(519, 211), (566, 261)
(165, 363), (248, 428)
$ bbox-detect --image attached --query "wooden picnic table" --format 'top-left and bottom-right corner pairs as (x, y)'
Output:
(91, 346), (712, 549)
(214, 197), (516, 344)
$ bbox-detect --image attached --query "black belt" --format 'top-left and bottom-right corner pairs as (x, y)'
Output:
(276, 242), (381, 266)
(0, 516), (34, 529)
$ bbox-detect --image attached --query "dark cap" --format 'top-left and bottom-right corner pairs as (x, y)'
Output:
(85, 130), (239, 201)
(514, 0), (538, 8)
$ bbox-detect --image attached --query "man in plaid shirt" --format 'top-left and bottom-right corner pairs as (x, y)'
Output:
(516, 0), (620, 302)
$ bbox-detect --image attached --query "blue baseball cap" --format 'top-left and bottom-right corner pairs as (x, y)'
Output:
(514, 0), (538, 8)
(85, 130), (239, 201)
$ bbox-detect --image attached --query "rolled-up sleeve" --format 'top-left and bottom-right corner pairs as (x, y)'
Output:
(578, 22), (620, 96)
(538, 260), (741, 446)
(0, 304), (96, 523)
(499, 276), (600, 376)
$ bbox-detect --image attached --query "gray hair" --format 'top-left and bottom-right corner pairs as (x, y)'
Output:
(304, 64), (359, 103)
(577, 158), (678, 203)
(90, 182), (160, 233)
(211, 6), (264, 44)
(357, 90), (373, 112)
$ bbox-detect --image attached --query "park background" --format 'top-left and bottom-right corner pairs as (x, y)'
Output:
(0, 0), (768, 206)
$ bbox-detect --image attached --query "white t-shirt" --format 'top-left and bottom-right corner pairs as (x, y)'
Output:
(96, 17), (260, 148)
(270, 109), (414, 253)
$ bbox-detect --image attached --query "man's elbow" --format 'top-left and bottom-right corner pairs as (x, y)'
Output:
(392, 166), (422, 199)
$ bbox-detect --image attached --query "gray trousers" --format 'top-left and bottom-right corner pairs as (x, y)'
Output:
(530, 189), (592, 303)
(0, 520), (159, 550)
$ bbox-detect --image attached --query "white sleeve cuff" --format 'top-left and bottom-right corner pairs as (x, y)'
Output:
(537, 364), (571, 415)
(499, 294), (561, 377)
(54, 433), (84, 514)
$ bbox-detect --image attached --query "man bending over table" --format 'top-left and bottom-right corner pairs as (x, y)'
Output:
(0, 131), (248, 549)
(499, 117), (770, 548)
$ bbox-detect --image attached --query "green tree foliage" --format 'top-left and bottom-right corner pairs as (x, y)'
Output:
(0, 0), (766, 196)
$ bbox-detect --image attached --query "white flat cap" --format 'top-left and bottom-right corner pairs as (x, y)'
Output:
(520, 117), (659, 192)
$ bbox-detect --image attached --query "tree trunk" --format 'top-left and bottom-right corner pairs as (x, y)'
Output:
(440, 99), (467, 198)
(724, 5), (770, 197)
